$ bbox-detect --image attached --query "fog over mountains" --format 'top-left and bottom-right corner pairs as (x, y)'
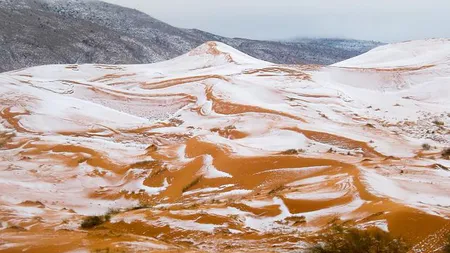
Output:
(0, 0), (382, 72)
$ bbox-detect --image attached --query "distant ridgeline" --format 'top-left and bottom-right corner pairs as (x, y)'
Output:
(0, 0), (383, 72)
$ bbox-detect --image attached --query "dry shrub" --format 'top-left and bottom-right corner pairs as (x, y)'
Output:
(307, 225), (409, 253)
(442, 148), (450, 159)
(80, 215), (109, 229)
(268, 185), (284, 195)
(129, 200), (151, 210)
(0, 131), (15, 148)
(281, 149), (305, 155)
(444, 234), (450, 253)
(182, 176), (202, 193)
(80, 208), (123, 229)
(433, 120), (445, 126)
(422, 143), (431, 150)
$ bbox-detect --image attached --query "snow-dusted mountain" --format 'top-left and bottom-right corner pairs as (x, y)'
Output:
(0, 39), (448, 252)
(291, 37), (383, 53)
(0, 0), (383, 72)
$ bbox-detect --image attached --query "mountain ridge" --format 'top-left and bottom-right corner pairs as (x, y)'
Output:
(0, 0), (383, 72)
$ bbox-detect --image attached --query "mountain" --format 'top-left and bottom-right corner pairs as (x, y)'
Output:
(0, 39), (449, 252)
(292, 37), (383, 53)
(0, 0), (383, 72)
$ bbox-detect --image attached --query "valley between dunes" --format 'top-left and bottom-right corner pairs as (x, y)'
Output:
(0, 40), (449, 252)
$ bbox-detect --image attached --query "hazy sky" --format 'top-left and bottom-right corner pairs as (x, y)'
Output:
(102, 0), (450, 42)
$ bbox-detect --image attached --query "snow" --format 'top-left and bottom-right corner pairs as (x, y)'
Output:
(0, 243), (25, 251)
(287, 174), (347, 187)
(241, 199), (276, 208)
(200, 155), (232, 179)
(215, 189), (253, 198)
(114, 241), (169, 250)
(182, 184), (234, 196)
(284, 190), (347, 201)
(244, 197), (295, 232)
(121, 177), (169, 195)
(233, 129), (309, 152)
(334, 39), (450, 68)
(357, 220), (389, 232)
(205, 207), (252, 217)
(256, 166), (331, 175)
(302, 198), (366, 222)
(362, 168), (450, 215)
(156, 217), (224, 233)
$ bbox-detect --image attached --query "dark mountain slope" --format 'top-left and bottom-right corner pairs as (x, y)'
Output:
(0, 0), (383, 72)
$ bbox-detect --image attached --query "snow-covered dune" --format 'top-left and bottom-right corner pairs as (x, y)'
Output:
(0, 40), (449, 253)
(334, 39), (450, 68)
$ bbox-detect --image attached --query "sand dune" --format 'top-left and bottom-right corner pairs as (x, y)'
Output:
(0, 40), (449, 252)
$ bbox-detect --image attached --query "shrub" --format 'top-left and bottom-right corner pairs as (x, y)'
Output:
(224, 125), (236, 130)
(307, 225), (409, 253)
(281, 149), (305, 155)
(80, 208), (121, 229)
(150, 167), (168, 177)
(442, 148), (450, 159)
(129, 200), (151, 210)
(182, 176), (202, 193)
(422, 143), (431, 150)
(268, 185), (284, 195)
(0, 131), (15, 148)
(285, 216), (306, 226)
(106, 208), (121, 216)
(131, 160), (160, 169)
(433, 120), (445, 126)
(146, 144), (158, 152)
(80, 215), (108, 229)
(444, 234), (450, 253)
(210, 127), (220, 132)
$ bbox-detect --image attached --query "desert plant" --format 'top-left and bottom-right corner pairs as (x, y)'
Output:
(285, 216), (306, 226)
(130, 160), (160, 169)
(281, 149), (305, 155)
(224, 125), (236, 130)
(443, 148), (450, 159)
(80, 208), (120, 229)
(210, 127), (220, 132)
(282, 149), (299, 155)
(182, 176), (202, 193)
(106, 208), (121, 216)
(433, 120), (445, 126)
(307, 225), (409, 253)
(80, 215), (108, 229)
(268, 185), (284, 195)
(444, 234), (450, 253)
(150, 167), (168, 177)
(0, 131), (15, 148)
(146, 144), (158, 152)
(129, 200), (151, 210)
(422, 143), (431, 150)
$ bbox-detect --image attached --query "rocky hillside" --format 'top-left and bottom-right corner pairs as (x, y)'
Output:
(0, 0), (382, 72)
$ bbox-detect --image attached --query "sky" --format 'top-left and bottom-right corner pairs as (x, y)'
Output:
(102, 0), (450, 42)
